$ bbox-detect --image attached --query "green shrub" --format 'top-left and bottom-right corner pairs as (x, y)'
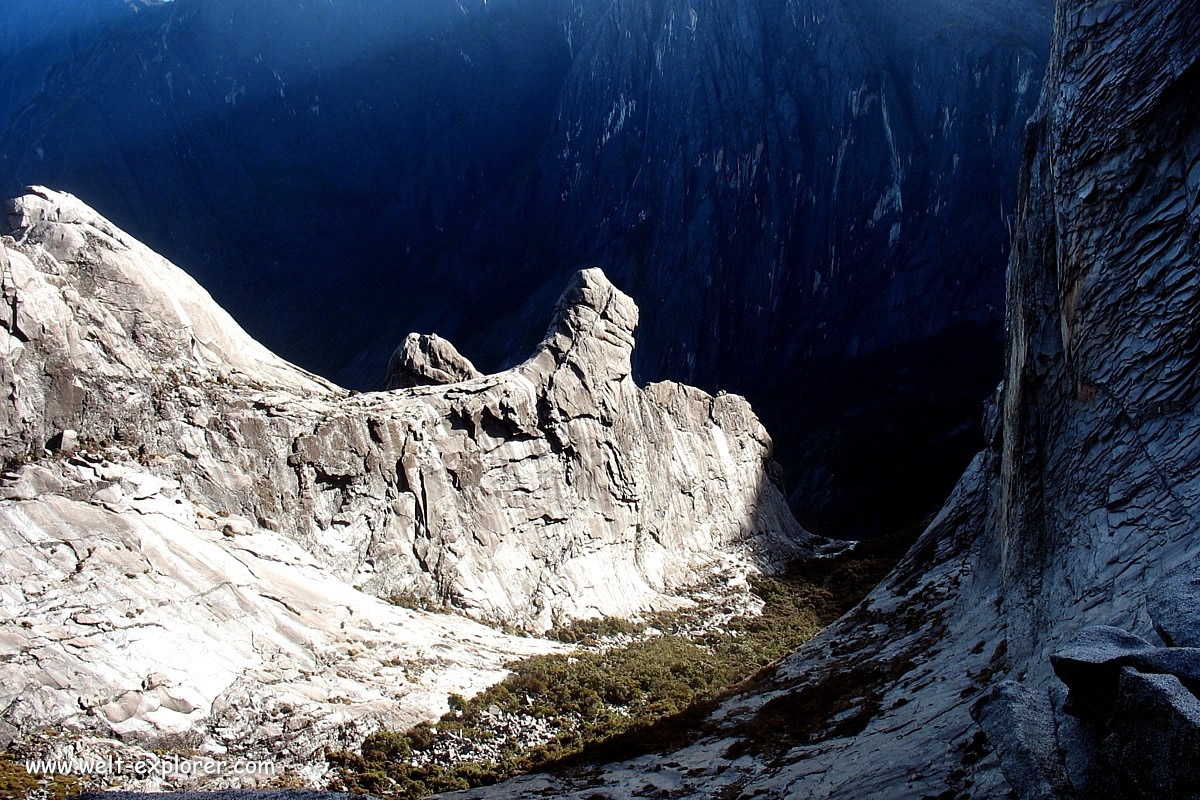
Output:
(330, 531), (913, 799)
(546, 616), (645, 643)
(383, 592), (442, 613)
(0, 755), (85, 800)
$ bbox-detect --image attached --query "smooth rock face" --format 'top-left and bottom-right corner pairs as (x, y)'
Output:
(0, 455), (560, 780)
(0, 187), (821, 772)
(0, 0), (1053, 537)
(440, 1), (1200, 798)
(385, 333), (483, 390)
(0, 188), (817, 632)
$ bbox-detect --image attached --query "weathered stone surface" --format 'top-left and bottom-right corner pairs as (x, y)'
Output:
(1, 187), (819, 632)
(1096, 668), (1200, 799)
(385, 333), (483, 390)
(972, 681), (1076, 800)
(1149, 555), (1200, 648)
(1037, 663), (1200, 800)
(0, 717), (16, 751)
(6, 0), (1193, 795)
(0, 186), (821, 781)
(445, 454), (1017, 800)
(0, 453), (561, 787)
(46, 428), (79, 453)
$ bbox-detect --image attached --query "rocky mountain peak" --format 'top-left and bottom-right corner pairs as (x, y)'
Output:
(386, 268), (638, 394)
(539, 266), (639, 371)
(3, 188), (821, 629)
(384, 333), (483, 390)
(3, 186), (336, 400)
(0, 186), (827, 767)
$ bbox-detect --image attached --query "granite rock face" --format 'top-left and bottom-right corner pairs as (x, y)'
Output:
(7, 0), (1195, 794)
(0, 454), (562, 784)
(1051, 627), (1200, 713)
(0, 0), (1054, 537)
(971, 681), (1076, 800)
(0, 186), (820, 780)
(438, 0), (1200, 797)
(1149, 558), (1200, 649)
(975, 578), (1200, 799)
(1, 187), (817, 633)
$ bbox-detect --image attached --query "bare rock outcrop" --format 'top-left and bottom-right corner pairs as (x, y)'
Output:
(0, 185), (820, 778)
(1, 187), (818, 632)
(384, 333), (483, 390)
(0, 452), (561, 784)
(436, 1), (1200, 798)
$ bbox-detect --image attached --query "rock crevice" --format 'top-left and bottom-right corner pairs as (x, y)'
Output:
(432, 1), (1200, 797)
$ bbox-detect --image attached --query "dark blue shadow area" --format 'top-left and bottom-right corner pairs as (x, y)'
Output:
(0, 0), (1053, 538)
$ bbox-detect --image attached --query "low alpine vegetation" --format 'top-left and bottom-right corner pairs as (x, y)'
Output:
(329, 532), (912, 798)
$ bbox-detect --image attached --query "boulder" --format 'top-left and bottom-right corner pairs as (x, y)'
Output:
(971, 681), (1076, 800)
(384, 333), (483, 390)
(1051, 627), (1200, 715)
(46, 428), (79, 453)
(1149, 556), (1200, 648)
(1097, 668), (1200, 798)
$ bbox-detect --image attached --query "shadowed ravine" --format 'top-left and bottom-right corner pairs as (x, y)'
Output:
(0, 0), (1054, 539)
(3, 0), (1199, 798)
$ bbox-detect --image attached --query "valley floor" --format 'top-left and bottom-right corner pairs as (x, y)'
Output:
(1, 534), (910, 800)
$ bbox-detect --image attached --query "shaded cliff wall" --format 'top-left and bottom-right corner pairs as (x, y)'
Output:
(0, 0), (1052, 537)
(436, 1), (1200, 796)
(997, 0), (1200, 663)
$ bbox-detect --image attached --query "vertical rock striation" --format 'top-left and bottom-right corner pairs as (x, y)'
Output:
(1, 187), (820, 633)
(439, 1), (1200, 797)
(0, 0), (1053, 536)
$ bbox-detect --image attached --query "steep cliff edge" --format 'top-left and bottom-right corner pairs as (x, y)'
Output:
(2, 187), (819, 631)
(0, 0), (1052, 537)
(0, 187), (821, 776)
(435, 1), (1200, 797)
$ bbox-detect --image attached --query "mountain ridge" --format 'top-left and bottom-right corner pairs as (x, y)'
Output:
(0, 0), (1054, 537)
(1, 186), (828, 781)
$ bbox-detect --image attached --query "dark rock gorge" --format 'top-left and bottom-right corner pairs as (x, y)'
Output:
(0, 0), (1054, 537)
(430, 0), (1200, 796)
(2, 0), (1198, 798)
